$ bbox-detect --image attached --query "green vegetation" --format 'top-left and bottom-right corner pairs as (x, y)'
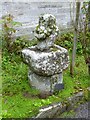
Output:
(1, 14), (22, 52)
(57, 110), (75, 118)
(0, 14), (89, 118)
(0, 14), (38, 54)
(0, 51), (2, 120)
(1, 37), (89, 118)
(55, 32), (83, 54)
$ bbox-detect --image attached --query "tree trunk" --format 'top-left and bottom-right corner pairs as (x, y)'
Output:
(88, 65), (90, 76)
(70, 2), (81, 76)
(87, 2), (90, 75)
(88, 1), (90, 31)
(85, 57), (90, 76)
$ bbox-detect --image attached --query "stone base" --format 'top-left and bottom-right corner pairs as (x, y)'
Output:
(28, 70), (63, 93)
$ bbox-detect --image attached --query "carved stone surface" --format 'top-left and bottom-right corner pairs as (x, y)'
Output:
(34, 14), (59, 41)
(28, 70), (63, 92)
(22, 14), (69, 93)
(34, 14), (59, 51)
(22, 45), (69, 76)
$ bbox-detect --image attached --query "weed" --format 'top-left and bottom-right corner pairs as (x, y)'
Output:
(0, 14), (21, 52)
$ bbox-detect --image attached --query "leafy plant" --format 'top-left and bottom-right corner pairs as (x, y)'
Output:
(12, 37), (38, 54)
(55, 32), (73, 51)
(0, 14), (39, 54)
(55, 32), (82, 54)
(0, 14), (22, 52)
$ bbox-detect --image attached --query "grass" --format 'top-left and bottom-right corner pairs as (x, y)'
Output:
(0, 50), (2, 119)
(1, 49), (89, 118)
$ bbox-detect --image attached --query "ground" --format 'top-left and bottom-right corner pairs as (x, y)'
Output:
(1, 49), (89, 118)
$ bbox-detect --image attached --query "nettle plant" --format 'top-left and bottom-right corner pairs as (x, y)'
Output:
(0, 14), (22, 52)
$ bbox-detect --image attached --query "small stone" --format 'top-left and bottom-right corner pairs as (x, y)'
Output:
(79, 89), (83, 91)
(54, 83), (64, 91)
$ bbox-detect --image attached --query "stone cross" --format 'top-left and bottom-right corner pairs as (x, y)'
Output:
(22, 14), (69, 94)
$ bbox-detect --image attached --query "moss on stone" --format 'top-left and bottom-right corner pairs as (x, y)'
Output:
(50, 46), (59, 52)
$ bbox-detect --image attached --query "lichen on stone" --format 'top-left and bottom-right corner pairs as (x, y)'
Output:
(34, 14), (59, 40)
(21, 14), (69, 93)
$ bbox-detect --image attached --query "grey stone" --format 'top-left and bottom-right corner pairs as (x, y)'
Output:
(36, 35), (56, 51)
(54, 83), (64, 91)
(22, 14), (69, 93)
(22, 45), (69, 76)
(74, 102), (89, 118)
(36, 102), (62, 118)
(35, 91), (84, 118)
(34, 14), (59, 51)
(28, 70), (63, 92)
